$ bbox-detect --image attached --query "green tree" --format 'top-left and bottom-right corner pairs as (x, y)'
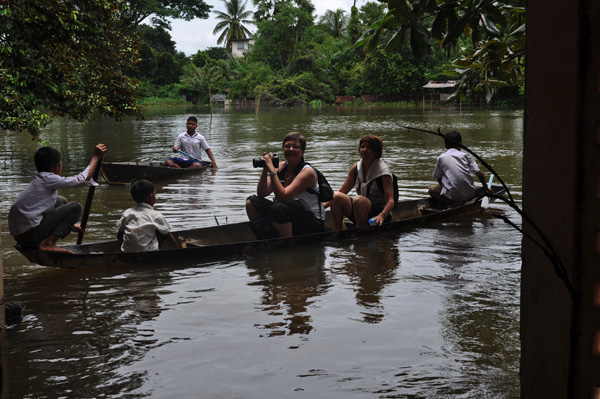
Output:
(213, 0), (254, 50)
(347, 45), (423, 96)
(139, 24), (177, 54)
(319, 9), (348, 38)
(180, 64), (210, 104)
(0, 0), (144, 139)
(154, 53), (182, 85)
(357, 0), (525, 102)
(252, 0), (314, 22)
(358, 1), (387, 27)
(121, 0), (212, 29)
(250, 2), (314, 71)
(228, 60), (275, 99)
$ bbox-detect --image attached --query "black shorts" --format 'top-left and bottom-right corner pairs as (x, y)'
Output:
(247, 195), (323, 236)
(348, 197), (390, 224)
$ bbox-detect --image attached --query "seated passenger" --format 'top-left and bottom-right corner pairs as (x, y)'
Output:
(326, 135), (395, 230)
(116, 179), (178, 252)
(428, 130), (490, 208)
(246, 132), (325, 238)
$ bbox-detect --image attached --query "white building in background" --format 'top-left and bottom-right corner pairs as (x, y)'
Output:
(229, 38), (254, 58)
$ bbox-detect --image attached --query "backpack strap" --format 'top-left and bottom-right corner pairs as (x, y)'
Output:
(280, 160), (321, 196)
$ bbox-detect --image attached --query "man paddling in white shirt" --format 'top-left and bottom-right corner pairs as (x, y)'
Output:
(8, 143), (107, 254)
(165, 116), (218, 169)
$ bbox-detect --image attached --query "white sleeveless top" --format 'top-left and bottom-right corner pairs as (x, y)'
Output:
(279, 164), (325, 221)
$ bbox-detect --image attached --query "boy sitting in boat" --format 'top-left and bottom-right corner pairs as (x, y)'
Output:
(8, 143), (107, 254)
(116, 179), (179, 252)
(165, 116), (218, 169)
(428, 130), (490, 208)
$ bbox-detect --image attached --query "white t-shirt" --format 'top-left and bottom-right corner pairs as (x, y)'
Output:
(116, 203), (172, 252)
(433, 148), (480, 201)
(175, 132), (210, 161)
(8, 167), (96, 236)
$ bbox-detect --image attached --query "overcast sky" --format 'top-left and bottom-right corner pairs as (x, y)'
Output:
(168, 0), (359, 55)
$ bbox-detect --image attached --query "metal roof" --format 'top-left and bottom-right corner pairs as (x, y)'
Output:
(422, 80), (459, 89)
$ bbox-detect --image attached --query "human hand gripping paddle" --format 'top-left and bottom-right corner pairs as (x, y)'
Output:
(77, 145), (105, 245)
(479, 174), (495, 212)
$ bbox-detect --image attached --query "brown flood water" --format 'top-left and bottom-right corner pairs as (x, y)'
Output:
(1, 107), (522, 398)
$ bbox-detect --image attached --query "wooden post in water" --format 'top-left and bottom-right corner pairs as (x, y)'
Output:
(256, 82), (263, 117)
(209, 83), (213, 121)
(0, 216), (8, 398)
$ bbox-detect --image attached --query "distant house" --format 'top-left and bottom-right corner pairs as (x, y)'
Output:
(422, 80), (459, 103)
(211, 94), (227, 103)
(229, 38), (254, 58)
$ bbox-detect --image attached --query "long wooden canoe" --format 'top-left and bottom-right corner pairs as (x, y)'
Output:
(100, 161), (212, 185)
(15, 185), (505, 269)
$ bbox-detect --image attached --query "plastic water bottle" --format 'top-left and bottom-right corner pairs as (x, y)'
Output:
(368, 218), (377, 226)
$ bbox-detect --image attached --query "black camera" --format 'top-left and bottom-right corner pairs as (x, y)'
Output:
(252, 154), (279, 168)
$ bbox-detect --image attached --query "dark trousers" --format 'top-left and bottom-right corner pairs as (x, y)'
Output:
(17, 197), (82, 248)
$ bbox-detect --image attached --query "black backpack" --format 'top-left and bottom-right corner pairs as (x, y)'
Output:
(278, 161), (334, 202)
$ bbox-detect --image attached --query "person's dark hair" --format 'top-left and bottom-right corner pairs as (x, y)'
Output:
(359, 135), (383, 159)
(187, 116), (198, 124)
(444, 131), (463, 149)
(34, 146), (62, 172)
(282, 132), (307, 152)
(131, 179), (155, 203)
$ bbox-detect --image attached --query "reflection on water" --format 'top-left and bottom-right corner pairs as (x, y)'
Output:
(246, 247), (329, 337)
(329, 236), (400, 324)
(1, 108), (522, 398)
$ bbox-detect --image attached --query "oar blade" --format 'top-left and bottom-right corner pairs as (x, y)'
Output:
(480, 196), (490, 212)
(479, 174), (494, 212)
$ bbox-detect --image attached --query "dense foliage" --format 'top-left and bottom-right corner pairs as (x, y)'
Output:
(134, 0), (523, 107)
(358, 0), (526, 102)
(121, 0), (212, 29)
(0, 0), (145, 138)
(0, 0), (524, 139)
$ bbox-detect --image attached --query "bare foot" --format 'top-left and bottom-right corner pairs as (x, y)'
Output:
(38, 243), (74, 254)
(72, 224), (85, 234)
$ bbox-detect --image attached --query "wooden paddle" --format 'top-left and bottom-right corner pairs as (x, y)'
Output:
(480, 174), (495, 212)
(77, 156), (103, 244)
(178, 149), (203, 163)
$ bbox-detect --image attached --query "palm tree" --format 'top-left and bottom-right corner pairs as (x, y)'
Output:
(319, 9), (348, 38)
(213, 0), (255, 50)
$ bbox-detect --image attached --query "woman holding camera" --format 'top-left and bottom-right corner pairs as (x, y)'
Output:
(246, 132), (325, 238)
(326, 134), (395, 230)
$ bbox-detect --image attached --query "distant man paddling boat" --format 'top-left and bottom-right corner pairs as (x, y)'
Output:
(165, 116), (218, 169)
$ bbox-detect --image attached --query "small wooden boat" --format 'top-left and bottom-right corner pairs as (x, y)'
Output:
(15, 185), (505, 269)
(100, 161), (212, 185)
